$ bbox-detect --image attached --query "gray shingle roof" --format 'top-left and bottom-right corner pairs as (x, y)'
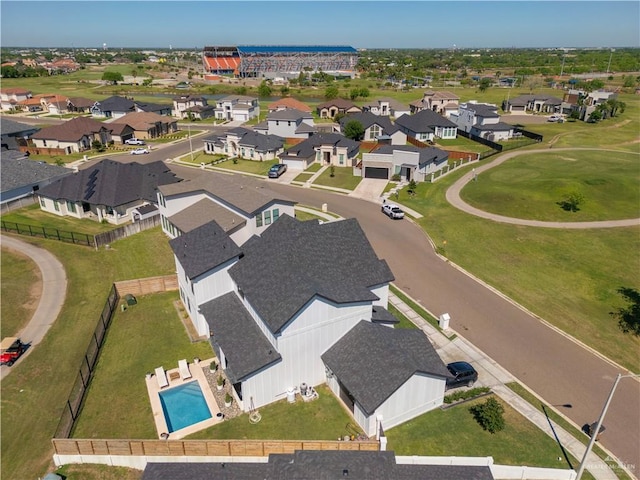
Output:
(158, 172), (294, 217)
(267, 108), (312, 121)
(169, 220), (242, 279)
(463, 103), (499, 118)
(281, 132), (360, 160)
(230, 216), (394, 334)
(473, 121), (514, 132)
(371, 305), (399, 325)
(340, 111), (400, 134)
(37, 159), (180, 207)
(1, 117), (39, 135)
(1, 156), (71, 194)
(93, 95), (136, 113)
(395, 109), (457, 132)
(322, 321), (450, 414)
(169, 198), (245, 234)
(201, 292), (281, 383)
(373, 144), (448, 167)
(141, 451), (494, 479)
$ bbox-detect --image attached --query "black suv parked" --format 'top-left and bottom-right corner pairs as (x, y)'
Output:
(445, 361), (478, 389)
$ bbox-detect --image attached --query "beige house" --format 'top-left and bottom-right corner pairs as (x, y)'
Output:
(410, 90), (460, 117)
(316, 98), (361, 118)
(110, 111), (178, 140)
(30, 117), (112, 154)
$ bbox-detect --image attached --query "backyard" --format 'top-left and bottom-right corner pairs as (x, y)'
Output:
(0, 248), (40, 338)
(2, 203), (118, 235)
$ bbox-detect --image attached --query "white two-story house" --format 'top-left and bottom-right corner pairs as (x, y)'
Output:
(360, 144), (449, 181)
(254, 108), (316, 139)
(394, 109), (458, 142)
(278, 133), (360, 170)
(214, 94), (260, 122)
(451, 102), (514, 141)
(169, 214), (451, 436)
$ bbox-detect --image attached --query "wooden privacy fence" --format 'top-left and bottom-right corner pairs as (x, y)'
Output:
(52, 438), (379, 457)
(94, 216), (160, 248)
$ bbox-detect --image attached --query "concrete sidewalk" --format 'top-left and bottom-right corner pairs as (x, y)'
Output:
(389, 291), (619, 480)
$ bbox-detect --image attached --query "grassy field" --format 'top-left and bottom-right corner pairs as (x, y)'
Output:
(187, 385), (361, 441)
(386, 395), (588, 472)
(461, 150), (640, 221)
(2, 203), (116, 235)
(0, 228), (175, 480)
(0, 248), (40, 338)
(72, 291), (213, 439)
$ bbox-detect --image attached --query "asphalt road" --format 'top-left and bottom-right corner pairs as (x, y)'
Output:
(241, 177), (639, 471)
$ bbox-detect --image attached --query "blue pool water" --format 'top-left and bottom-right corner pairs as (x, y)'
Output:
(159, 381), (212, 432)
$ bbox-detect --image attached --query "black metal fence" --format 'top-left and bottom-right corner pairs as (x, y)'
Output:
(1, 221), (94, 247)
(54, 284), (119, 438)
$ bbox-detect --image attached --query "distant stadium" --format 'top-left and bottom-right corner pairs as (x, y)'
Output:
(202, 45), (358, 79)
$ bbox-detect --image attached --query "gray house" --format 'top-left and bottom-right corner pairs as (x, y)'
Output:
(1, 118), (40, 150)
(339, 111), (407, 145)
(279, 132), (360, 170)
(395, 109), (458, 142)
(360, 144), (449, 181)
(254, 108), (316, 139)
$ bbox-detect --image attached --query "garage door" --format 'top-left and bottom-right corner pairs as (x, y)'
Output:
(364, 167), (389, 179)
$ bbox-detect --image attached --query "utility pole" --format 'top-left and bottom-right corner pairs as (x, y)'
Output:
(606, 49), (615, 73)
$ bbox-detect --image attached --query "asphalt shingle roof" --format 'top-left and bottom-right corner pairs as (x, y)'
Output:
(1, 156), (71, 194)
(30, 116), (111, 142)
(229, 216), (394, 334)
(169, 220), (242, 279)
(1, 117), (38, 135)
(37, 159), (180, 207)
(168, 198), (245, 234)
(473, 121), (514, 132)
(267, 108), (312, 121)
(340, 111), (399, 134)
(371, 305), (399, 325)
(395, 109), (457, 133)
(201, 291), (281, 383)
(462, 103), (500, 118)
(93, 95), (136, 113)
(281, 132), (360, 160)
(322, 320), (451, 414)
(373, 144), (448, 167)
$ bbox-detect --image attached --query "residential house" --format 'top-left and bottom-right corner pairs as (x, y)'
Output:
(360, 144), (449, 181)
(409, 90), (460, 117)
(135, 101), (173, 116)
(37, 160), (181, 224)
(1, 118), (39, 150)
(141, 450), (495, 480)
(42, 94), (71, 115)
(107, 123), (137, 144)
(279, 132), (359, 170)
(91, 96), (137, 119)
(361, 97), (410, 118)
(338, 111), (406, 145)
(172, 95), (209, 119)
(17, 94), (49, 113)
(203, 127), (285, 161)
(0, 87), (32, 111)
(110, 111), (178, 140)
(267, 97), (312, 113)
(30, 117), (113, 154)
(1, 151), (71, 207)
(157, 172), (295, 245)
(561, 89), (618, 121)
(316, 98), (361, 118)
(171, 214), (451, 435)
(254, 108), (316, 139)
(502, 94), (562, 114)
(395, 109), (458, 142)
(451, 102), (514, 141)
(213, 94), (260, 122)
(66, 96), (96, 113)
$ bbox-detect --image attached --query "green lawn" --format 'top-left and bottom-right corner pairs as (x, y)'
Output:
(72, 291), (213, 439)
(0, 227), (176, 480)
(305, 163), (323, 173)
(187, 385), (362, 441)
(0, 248), (40, 338)
(313, 166), (363, 190)
(387, 303), (419, 330)
(213, 158), (279, 176)
(56, 464), (142, 480)
(2, 203), (116, 235)
(461, 150), (640, 221)
(386, 395), (587, 471)
(390, 284), (440, 330)
(436, 136), (494, 154)
(402, 166), (640, 371)
(293, 172), (314, 182)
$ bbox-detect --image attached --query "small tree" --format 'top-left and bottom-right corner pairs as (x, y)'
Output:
(329, 165), (335, 177)
(349, 88), (360, 101)
(358, 87), (370, 99)
(469, 397), (505, 433)
(258, 81), (272, 98)
(91, 140), (105, 152)
(343, 120), (364, 141)
(324, 85), (339, 100)
(610, 287), (640, 336)
(559, 190), (584, 212)
(478, 77), (492, 92)
(101, 71), (123, 85)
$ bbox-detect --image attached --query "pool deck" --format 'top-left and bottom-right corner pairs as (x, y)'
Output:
(146, 358), (223, 439)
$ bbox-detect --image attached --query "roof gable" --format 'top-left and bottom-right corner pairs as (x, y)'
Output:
(30, 116), (112, 142)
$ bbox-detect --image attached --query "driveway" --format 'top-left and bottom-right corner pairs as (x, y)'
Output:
(0, 236), (67, 380)
(349, 178), (388, 202)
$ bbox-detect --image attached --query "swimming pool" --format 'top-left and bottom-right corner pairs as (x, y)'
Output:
(159, 381), (212, 433)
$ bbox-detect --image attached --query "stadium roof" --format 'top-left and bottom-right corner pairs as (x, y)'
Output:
(237, 45), (357, 54)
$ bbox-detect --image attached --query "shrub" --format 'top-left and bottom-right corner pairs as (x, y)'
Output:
(225, 393), (233, 404)
(217, 375), (224, 386)
(391, 174), (401, 182)
(469, 397), (505, 433)
(444, 386), (490, 404)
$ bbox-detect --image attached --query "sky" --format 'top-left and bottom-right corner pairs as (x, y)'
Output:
(1, 1), (639, 49)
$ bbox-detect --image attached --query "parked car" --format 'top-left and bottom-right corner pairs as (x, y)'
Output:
(130, 148), (149, 155)
(445, 361), (478, 389)
(268, 164), (287, 178)
(382, 203), (405, 219)
(0, 337), (26, 367)
(547, 114), (564, 123)
(125, 138), (145, 145)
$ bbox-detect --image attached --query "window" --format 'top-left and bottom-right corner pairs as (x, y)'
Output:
(66, 201), (76, 213)
(264, 210), (271, 225)
(241, 147), (245, 157)
(53, 201), (60, 212)
(369, 124), (381, 140)
(273, 208), (279, 222)
(256, 214), (263, 228)
(316, 151), (321, 161)
(339, 154), (344, 165)
(40, 197), (46, 207)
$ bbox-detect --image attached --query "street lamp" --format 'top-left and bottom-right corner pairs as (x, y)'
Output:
(188, 123), (194, 162)
(575, 372), (640, 480)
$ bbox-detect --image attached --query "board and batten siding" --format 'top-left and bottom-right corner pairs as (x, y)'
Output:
(239, 297), (373, 411)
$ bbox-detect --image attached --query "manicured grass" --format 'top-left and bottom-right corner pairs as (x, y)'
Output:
(72, 291), (213, 439)
(56, 464), (142, 480)
(0, 248), (40, 338)
(187, 385), (361, 441)
(382, 181), (398, 194)
(0, 227), (176, 480)
(402, 166), (640, 371)
(293, 172), (314, 182)
(213, 158), (279, 176)
(461, 150), (640, 221)
(2, 203), (116, 235)
(506, 382), (633, 480)
(295, 210), (325, 222)
(390, 284), (440, 330)
(313, 166), (363, 191)
(387, 302), (419, 330)
(436, 136), (493, 154)
(305, 163), (323, 173)
(386, 395), (586, 471)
